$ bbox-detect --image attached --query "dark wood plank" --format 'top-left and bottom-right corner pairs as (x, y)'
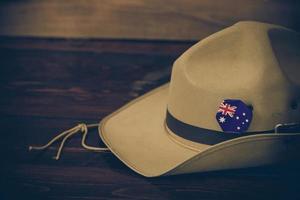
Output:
(1, 37), (300, 200)
(0, 37), (193, 119)
(0, 0), (299, 40)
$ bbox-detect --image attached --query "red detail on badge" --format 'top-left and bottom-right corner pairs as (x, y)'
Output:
(217, 102), (237, 117)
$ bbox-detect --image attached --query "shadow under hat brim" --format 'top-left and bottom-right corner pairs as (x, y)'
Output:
(99, 84), (300, 177)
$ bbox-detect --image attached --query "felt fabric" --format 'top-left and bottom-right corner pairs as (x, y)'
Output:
(99, 21), (300, 177)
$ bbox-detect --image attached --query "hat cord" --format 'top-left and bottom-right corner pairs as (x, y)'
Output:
(29, 123), (110, 160)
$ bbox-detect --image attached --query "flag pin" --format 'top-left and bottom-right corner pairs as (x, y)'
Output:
(216, 99), (253, 133)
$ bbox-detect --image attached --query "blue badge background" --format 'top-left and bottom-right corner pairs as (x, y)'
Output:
(216, 99), (253, 133)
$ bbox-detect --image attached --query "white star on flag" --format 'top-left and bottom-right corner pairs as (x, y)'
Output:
(219, 117), (226, 123)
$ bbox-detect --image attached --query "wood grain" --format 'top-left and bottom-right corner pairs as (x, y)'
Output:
(0, 0), (299, 40)
(1, 37), (300, 200)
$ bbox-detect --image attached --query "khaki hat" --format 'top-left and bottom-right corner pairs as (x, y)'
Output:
(98, 21), (300, 177)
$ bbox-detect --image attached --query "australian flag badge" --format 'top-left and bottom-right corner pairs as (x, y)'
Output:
(216, 99), (253, 133)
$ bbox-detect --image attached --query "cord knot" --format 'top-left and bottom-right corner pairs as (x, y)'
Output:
(29, 123), (109, 160)
(79, 123), (87, 132)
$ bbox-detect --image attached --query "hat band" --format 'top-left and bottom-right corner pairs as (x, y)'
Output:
(165, 110), (273, 145)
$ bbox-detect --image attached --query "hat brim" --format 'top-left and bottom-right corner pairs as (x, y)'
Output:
(99, 84), (300, 177)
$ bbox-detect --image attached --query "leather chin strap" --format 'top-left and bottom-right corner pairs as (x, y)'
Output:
(29, 123), (110, 160)
(165, 109), (300, 145)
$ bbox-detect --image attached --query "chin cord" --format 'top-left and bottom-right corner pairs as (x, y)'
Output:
(29, 123), (110, 160)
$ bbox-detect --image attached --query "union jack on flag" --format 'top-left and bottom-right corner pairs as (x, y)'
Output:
(217, 102), (237, 117)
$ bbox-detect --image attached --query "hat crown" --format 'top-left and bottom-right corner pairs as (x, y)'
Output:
(168, 21), (300, 131)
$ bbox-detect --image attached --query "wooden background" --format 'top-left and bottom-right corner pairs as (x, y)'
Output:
(2, 36), (300, 200)
(1, 1), (300, 200)
(0, 0), (299, 40)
